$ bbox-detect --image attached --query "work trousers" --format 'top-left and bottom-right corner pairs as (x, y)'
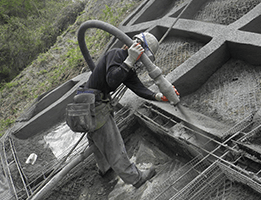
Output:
(87, 114), (141, 185)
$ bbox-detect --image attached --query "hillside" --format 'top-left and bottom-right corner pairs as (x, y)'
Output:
(0, 0), (142, 136)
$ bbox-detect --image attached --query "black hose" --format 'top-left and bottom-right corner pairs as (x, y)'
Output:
(77, 20), (133, 72)
(77, 20), (180, 105)
(77, 20), (158, 75)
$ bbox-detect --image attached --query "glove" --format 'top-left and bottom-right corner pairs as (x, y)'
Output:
(124, 43), (144, 68)
(173, 86), (180, 96)
(155, 86), (180, 102)
(155, 93), (168, 102)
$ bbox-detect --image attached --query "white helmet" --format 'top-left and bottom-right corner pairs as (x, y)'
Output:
(133, 32), (159, 61)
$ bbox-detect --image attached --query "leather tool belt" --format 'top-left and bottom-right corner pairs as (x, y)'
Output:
(66, 88), (113, 132)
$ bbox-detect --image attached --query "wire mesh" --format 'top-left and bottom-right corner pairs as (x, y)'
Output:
(217, 161), (261, 197)
(136, 99), (261, 200)
(145, 156), (209, 200)
(0, 142), (17, 200)
(194, 0), (261, 25)
(206, 179), (261, 200)
(155, 37), (205, 75)
(170, 162), (225, 200)
(182, 59), (261, 125)
(241, 125), (261, 144)
(23, 125), (88, 181)
(168, 161), (261, 200)
(221, 114), (254, 139)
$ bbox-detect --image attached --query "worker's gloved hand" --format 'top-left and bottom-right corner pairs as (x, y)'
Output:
(155, 86), (180, 102)
(155, 93), (168, 102)
(124, 43), (144, 68)
(173, 86), (180, 96)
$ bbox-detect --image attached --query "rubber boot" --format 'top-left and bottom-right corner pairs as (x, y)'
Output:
(133, 167), (156, 188)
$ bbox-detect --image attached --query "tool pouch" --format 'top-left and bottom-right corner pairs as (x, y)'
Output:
(66, 93), (96, 132)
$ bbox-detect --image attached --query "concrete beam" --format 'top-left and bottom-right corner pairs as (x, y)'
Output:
(12, 72), (91, 139)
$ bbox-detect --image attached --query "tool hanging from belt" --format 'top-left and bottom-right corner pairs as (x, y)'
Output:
(66, 88), (113, 133)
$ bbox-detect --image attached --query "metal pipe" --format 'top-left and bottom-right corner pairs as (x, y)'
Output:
(9, 138), (31, 197)
(77, 20), (180, 105)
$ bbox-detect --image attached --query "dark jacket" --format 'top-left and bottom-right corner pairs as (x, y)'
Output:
(85, 48), (156, 100)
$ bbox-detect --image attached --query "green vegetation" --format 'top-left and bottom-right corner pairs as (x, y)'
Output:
(0, 0), (82, 86)
(0, 118), (15, 134)
(4, 81), (18, 89)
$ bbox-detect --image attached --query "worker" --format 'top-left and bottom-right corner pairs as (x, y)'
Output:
(77, 32), (169, 188)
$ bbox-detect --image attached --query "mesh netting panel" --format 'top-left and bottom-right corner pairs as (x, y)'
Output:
(146, 157), (209, 200)
(206, 179), (261, 200)
(154, 37), (205, 75)
(182, 59), (261, 124)
(170, 162), (225, 200)
(170, 161), (261, 200)
(216, 161), (261, 199)
(221, 114), (253, 139)
(0, 143), (16, 200)
(194, 0), (261, 25)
